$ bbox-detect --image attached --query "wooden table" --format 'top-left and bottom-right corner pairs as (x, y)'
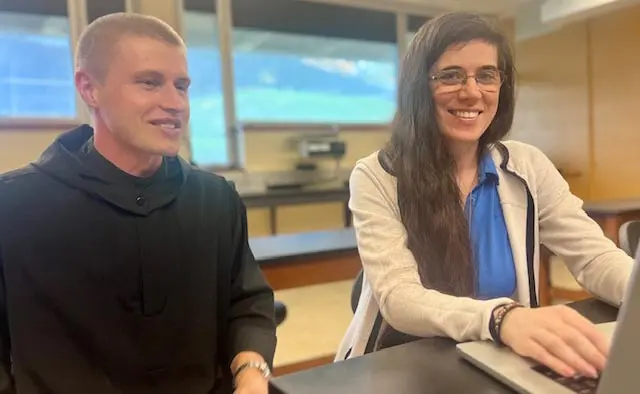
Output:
(584, 199), (640, 245)
(250, 228), (361, 291)
(270, 298), (617, 394)
(539, 198), (640, 306)
(240, 181), (351, 235)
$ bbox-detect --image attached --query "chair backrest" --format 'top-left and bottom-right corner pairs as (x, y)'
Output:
(619, 220), (640, 257)
(351, 269), (364, 313)
(274, 301), (287, 326)
(349, 269), (423, 350)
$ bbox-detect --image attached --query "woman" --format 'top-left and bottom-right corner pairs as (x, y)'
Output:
(337, 12), (633, 380)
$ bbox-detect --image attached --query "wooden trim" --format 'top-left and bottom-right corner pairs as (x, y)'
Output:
(588, 212), (640, 246)
(273, 354), (335, 377)
(539, 246), (551, 306)
(557, 168), (583, 179)
(268, 206), (277, 235)
(542, 209), (640, 305)
(261, 250), (361, 291)
(242, 122), (390, 133)
(550, 288), (591, 302)
(0, 118), (81, 131)
(585, 19), (596, 199)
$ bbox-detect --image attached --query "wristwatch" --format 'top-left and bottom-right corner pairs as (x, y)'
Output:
(233, 360), (272, 382)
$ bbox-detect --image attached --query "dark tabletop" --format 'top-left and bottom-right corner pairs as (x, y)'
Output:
(249, 228), (357, 264)
(270, 298), (618, 394)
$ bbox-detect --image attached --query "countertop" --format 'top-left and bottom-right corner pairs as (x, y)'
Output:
(223, 169), (351, 206)
(238, 179), (350, 208)
(249, 228), (357, 264)
(583, 198), (640, 214)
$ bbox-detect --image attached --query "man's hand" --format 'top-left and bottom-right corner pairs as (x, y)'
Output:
(231, 351), (269, 394)
(233, 368), (268, 394)
(500, 305), (609, 378)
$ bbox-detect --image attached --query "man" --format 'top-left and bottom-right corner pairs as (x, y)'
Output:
(0, 13), (276, 394)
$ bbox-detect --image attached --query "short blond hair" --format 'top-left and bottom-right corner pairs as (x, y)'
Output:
(76, 12), (185, 81)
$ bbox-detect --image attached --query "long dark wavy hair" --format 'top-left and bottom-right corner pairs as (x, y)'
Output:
(381, 12), (516, 298)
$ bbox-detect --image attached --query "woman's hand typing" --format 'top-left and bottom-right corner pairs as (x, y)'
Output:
(500, 305), (609, 379)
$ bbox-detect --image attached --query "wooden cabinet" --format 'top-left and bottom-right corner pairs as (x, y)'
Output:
(275, 202), (345, 234)
(247, 208), (272, 238)
(248, 203), (346, 236)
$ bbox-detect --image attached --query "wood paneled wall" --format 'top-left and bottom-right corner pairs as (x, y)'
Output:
(589, 8), (640, 200)
(512, 22), (592, 199)
(512, 6), (640, 201)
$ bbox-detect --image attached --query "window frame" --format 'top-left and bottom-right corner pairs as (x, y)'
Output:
(241, 123), (391, 133)
(182, 0), (240, 170)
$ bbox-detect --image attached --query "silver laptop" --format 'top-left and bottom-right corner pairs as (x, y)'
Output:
(457, 255), (640, 394)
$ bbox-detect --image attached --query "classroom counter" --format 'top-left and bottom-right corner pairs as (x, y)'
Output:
(236, 177), (351, 235)
(239, 179), (350, 209)
(250, 228), (356, 264)
(249, 228), (360, 291)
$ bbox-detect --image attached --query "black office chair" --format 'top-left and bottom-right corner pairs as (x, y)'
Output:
(351, 269), (364, 313)
(349, 269), (421, 350)
(619, 220), (640, 257)
(274, 301), (287, 326)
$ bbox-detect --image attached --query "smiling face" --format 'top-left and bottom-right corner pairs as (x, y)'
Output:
(77, 35), (191, 159)
(430, 40), (501, 148)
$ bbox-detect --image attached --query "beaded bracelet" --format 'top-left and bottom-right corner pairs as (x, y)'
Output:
(489, 302), (524, 346)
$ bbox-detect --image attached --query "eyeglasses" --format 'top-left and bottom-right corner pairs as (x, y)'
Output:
(429, 68), (505, 93)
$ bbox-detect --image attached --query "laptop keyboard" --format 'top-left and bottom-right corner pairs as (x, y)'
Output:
(531, 364), (600, 394)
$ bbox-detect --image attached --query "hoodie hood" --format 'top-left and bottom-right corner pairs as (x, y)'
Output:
(32, 124), (192, 216)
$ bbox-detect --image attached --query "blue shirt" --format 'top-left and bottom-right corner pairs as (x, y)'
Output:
(464, 153), (517, 299)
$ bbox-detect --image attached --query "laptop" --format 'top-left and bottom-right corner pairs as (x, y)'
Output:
(457, 254), (640, 394)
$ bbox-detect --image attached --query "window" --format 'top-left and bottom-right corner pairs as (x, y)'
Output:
(183, 10), (228, 167)
(182, 0), (402, 166)
(0, 0), (74, 119)
(0, 0), (126, 120)
(231, 0), (398, 124)
(232, 29), (398, 124)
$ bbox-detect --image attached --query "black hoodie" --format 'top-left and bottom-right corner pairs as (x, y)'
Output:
(0, 125), (276, 394)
